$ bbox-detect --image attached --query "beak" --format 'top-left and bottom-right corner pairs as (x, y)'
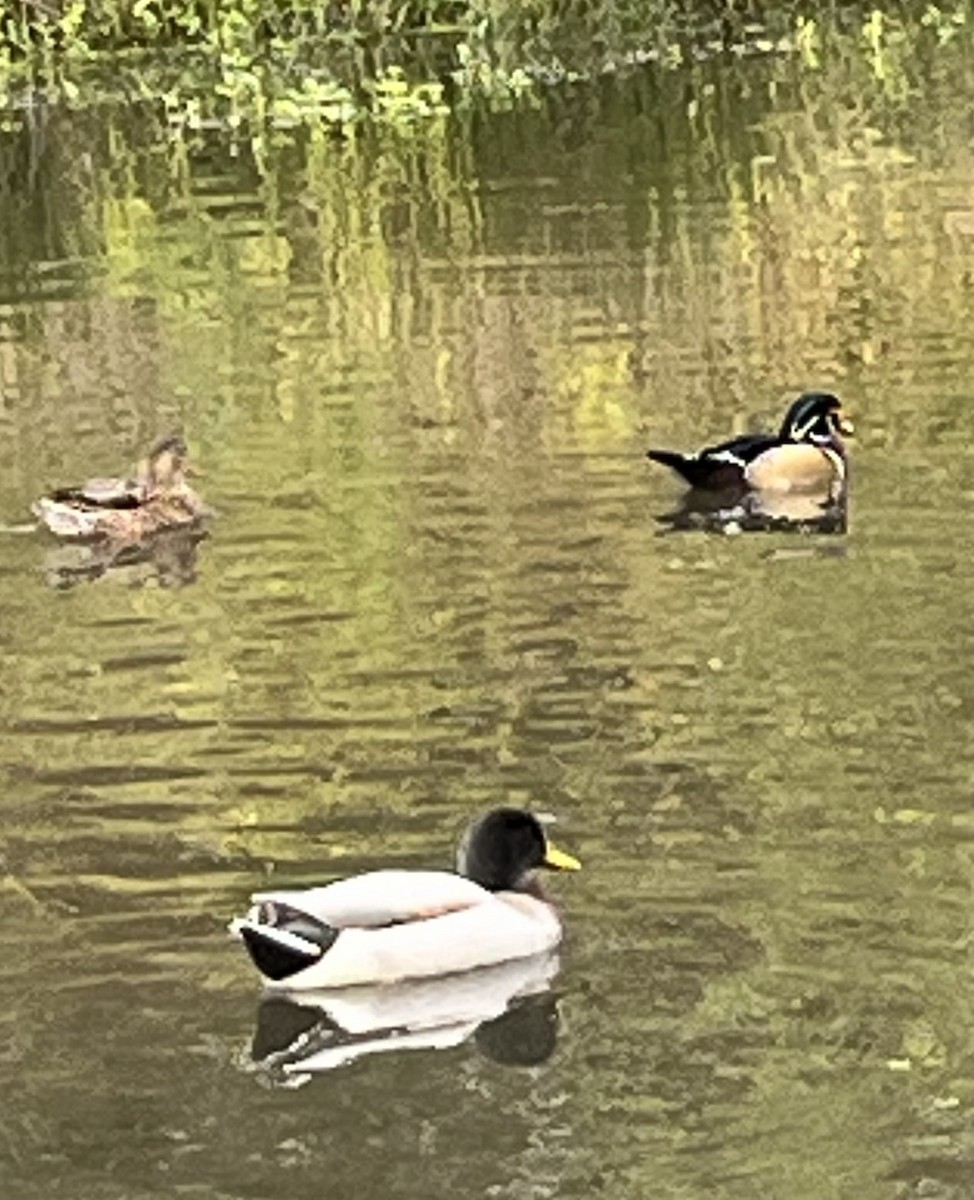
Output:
(185, 465), (204, 479)
(837, 415), (855, 436)
(543, 843), (582, 871)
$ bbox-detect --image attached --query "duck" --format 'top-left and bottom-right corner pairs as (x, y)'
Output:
(228, 807), (581, 990)
(646, 392), (853, 494)
(32, 433), (208, 542)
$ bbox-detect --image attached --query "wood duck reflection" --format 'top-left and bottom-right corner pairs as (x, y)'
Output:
(655, 482), (848, 536)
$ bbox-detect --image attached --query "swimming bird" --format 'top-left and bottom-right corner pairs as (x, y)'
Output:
(229, 808), (581, 990)
(32, 434), (208, 541)
(646, 392), (853, 494)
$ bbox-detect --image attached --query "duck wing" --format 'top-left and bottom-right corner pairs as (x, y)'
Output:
(648, 432), (779, 490)
(46, 476), (143, 510)
(697, 431), (779, 465)
(250, 870), (490, 930)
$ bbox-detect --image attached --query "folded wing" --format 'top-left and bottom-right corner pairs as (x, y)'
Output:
(250, 869), (491, 929)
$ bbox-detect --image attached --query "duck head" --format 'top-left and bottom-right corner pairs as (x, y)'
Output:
(139, 434), (191, 493)
(779, 393), (854, 446)
(456, 808), (581, 892)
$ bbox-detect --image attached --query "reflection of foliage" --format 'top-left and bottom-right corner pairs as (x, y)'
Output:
(3, 5), (974, 488)
(0, 2), (970, 132)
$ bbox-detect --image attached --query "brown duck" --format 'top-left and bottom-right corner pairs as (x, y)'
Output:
(33, 434), (208, 541)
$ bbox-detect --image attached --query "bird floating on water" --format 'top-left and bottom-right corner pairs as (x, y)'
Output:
(229, 807), (581, 990)
(32, 434), (208, 542)
(646, 392), (853, 494)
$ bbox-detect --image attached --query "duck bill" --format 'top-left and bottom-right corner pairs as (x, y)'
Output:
(838, 414), (855, 436)
(543, 844), (581, 871)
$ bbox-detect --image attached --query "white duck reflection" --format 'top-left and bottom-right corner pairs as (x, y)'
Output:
(249, 951), (561, 1081)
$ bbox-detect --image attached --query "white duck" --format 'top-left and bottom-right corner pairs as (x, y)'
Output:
(228, 808), (581, 990)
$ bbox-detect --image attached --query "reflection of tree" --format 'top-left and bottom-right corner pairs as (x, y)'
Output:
(4, 30), (974, 1199)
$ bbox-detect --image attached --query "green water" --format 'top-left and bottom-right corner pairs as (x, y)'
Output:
(3, 43), (974, 1200)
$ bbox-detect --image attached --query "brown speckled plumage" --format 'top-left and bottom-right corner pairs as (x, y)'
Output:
(33, 434), (209, 542)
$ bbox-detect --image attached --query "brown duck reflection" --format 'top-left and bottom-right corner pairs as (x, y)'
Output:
(41, 525), (208, 589)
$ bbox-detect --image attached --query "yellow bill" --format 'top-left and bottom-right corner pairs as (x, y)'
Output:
(543, 843), (582, 871)
(838, 414), (855, 436)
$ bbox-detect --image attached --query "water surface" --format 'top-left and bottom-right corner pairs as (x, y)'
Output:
(3, 44), (974, 1200)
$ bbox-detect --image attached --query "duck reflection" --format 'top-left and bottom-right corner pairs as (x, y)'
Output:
(42, 526), (207, 589)
(655, 482), (848, 536)
(248, 952), (561, 1082)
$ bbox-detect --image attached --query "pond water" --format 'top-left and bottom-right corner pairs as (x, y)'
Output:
(3, 41), (974, 1200)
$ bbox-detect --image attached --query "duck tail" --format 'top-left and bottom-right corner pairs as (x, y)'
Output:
(647, 448), (686, 468)
(229, 904), (339, 982)
(646, 449), (704, 486)
(231, 922), (323, 981)
(32, 498), (100, 540)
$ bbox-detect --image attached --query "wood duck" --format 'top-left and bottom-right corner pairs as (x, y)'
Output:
(646, 392), (853, 494)
(33, 434), (209, 542)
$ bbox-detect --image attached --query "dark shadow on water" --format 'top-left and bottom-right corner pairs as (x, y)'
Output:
(473, 993), (559, 1067)
(41, 527), (208, 589)
(247, 953), (562, 1082)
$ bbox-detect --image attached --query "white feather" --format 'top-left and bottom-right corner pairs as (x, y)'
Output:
(708, 448), (747, 466)
(251, 870), (491, 929)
